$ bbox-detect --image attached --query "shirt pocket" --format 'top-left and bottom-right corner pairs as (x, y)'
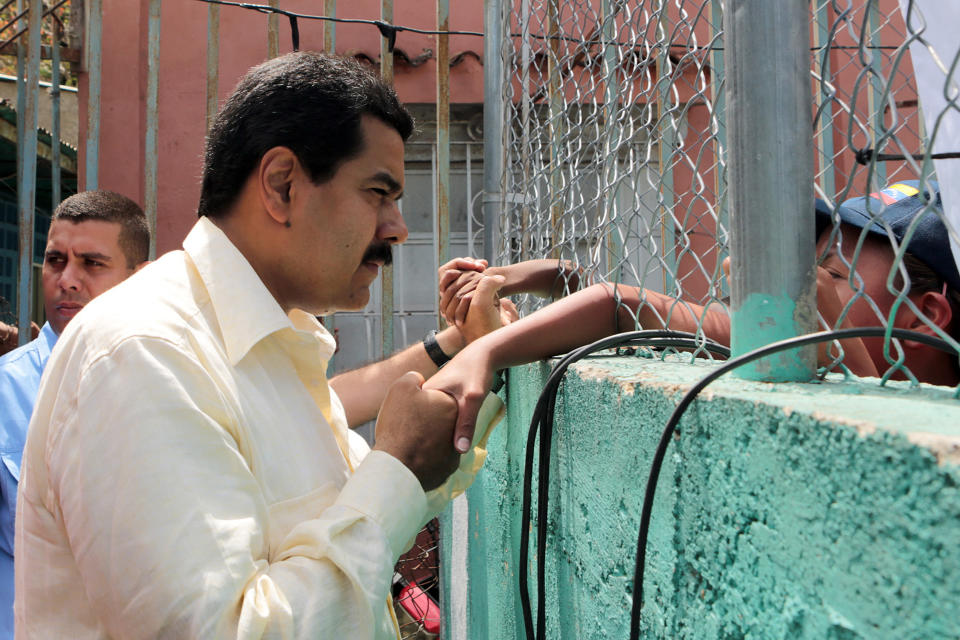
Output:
(265, 483), (340, 562)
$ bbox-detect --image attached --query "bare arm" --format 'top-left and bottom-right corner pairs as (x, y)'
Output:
(486, 259), (582, 298)
(332, 274), (517, 428)
(438, 258), (581, 323)
(425, 282), (731, 451)
(330, 326), (465, 428)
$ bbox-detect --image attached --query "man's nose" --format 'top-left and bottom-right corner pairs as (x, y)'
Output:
(59, 261), (82, 292)
(379, 200), (409, 245)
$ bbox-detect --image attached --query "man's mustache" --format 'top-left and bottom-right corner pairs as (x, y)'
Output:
(362, 242), (393, 267)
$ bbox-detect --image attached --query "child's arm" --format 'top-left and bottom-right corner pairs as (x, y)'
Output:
(425, 282), (731, 448)
(438, 258), (582, 324)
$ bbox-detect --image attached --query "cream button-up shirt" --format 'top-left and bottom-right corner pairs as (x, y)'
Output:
(15, 217), (428, 639)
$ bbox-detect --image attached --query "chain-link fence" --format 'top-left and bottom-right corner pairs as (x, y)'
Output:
(493, 0), (960, 387)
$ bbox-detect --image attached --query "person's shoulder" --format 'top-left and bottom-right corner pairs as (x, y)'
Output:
(0, 334), (43, 375)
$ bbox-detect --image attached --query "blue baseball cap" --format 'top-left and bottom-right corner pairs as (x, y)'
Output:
(815, 180), (960, 292)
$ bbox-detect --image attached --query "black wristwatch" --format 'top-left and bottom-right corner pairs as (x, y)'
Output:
(423, 329), (451, 368)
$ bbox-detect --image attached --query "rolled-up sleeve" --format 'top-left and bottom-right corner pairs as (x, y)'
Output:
(40, 336), (425, 639)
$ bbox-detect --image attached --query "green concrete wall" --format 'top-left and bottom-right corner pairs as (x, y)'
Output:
(441, 356), (960, 639)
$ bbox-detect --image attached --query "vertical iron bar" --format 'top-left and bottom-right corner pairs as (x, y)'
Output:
(85, 0), (102, 190)
(465, 143), (473, 257)
(436, 0), (450, 327)
(51, 17), (61, 208)
(709, 0), (727, 296)
(206, 0), (220, 130)
(601, 0), (622, 281)
(812, 0), (836, 199)
(318, 0), (336, 353)
(15, 0), (24, 206)
(546, 0), (563, 260)
(656, 1), (677, 294)
(17, 0), (41, 344)
(323, 0), (336, 53)
(482, 0), (504, 265)
(725, 0), (816, 381)
(268, 0), (279, 58)
(380, 0), (394, 357)
(518, 0), (531, 263)
(865, 0), (886, 186)
(14, 0), (23, 335)
(145, 0), (161, 259)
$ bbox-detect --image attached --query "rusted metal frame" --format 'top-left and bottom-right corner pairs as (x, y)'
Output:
(0, 42), (80, 61)
(323, 0), (335, 53)
(85, 0), (102, 189)
(51, 14), (61, 208)
(546, 0), (563, 260)
(435, 0), (450, 327)
(268, 0), (279, 58)
(0, 0), (69, 48)
(379, 0), (394, 357)
(206, 0), (220, 130)
(145, 0), (161, 259)
(16, 0), (41, 344)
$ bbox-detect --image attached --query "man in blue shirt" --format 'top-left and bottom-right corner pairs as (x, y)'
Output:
(0, 190), (149, 637)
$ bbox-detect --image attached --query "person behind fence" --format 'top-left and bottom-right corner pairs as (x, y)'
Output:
(429, 180), (960, 441)
(15, 52), (513, 639)
(0, 190), (149, 639)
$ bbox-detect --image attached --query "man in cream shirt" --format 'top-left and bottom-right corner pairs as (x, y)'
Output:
(15, 52), (510, 639)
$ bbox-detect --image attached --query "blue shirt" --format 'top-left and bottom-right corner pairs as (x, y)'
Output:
(0, 323), (57, 638)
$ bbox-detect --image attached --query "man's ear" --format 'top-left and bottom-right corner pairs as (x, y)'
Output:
(257, 147), (298, 227)
(134, 260), (151, 273)
(899, 290), (953, 347)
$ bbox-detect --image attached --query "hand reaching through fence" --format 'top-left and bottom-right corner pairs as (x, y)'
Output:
(437, 181), (960, 391)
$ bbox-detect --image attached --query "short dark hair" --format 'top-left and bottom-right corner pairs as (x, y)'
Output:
(899, 252), (960, 342)
(53, 191), (149, 268)
(198, 52), (415, 218)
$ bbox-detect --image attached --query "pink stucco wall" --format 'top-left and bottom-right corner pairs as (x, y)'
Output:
(80, 0), (486, 254)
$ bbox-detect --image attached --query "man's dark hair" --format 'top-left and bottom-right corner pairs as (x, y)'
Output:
(53, 191), (149, 268)
(198, 52), (415, 218)
(899, 252), (960, 342)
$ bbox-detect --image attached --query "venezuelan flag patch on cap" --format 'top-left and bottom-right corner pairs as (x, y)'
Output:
(871, 182), (920, 205)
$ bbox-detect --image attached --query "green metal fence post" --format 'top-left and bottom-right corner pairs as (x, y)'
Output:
(725, 0), (817, 381)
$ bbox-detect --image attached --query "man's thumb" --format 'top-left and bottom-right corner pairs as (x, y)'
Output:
(453, 396), (481, 453)
(474, 274), (506, 303)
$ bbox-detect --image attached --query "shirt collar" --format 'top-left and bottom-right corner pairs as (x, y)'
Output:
(183, 217), (336, 366)
(38, 322), (58, 356)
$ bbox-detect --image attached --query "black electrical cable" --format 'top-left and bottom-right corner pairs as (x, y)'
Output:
(855, 147), (960, 164)
(626, 327), (958, 640)
(518, 330), (731, 640)
(192, 0), (899, 56)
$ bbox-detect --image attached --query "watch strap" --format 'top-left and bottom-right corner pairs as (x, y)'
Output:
(423, 329), (451, 368)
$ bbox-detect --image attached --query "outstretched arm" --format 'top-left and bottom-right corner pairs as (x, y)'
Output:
(438, 258), (581, 324)
(331, 273), (517, 428)
(425, 282), (730, 452)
